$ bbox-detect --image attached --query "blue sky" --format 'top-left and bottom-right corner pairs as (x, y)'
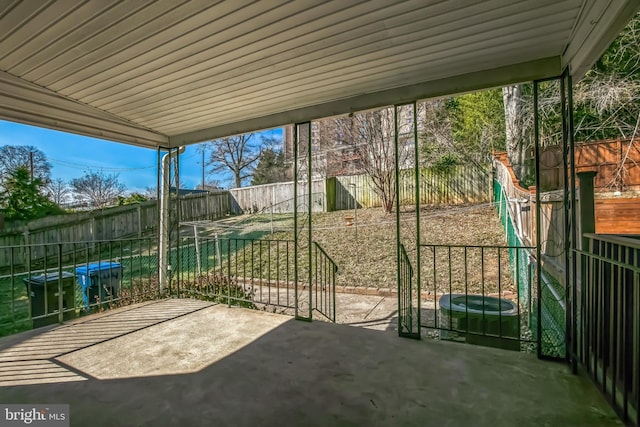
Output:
(0, 120), (283, 193)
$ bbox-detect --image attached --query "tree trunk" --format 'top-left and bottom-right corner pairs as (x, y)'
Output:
(502, 85), (528, 180)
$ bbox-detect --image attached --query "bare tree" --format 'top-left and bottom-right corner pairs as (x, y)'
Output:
(502, 84), (531, 179)
(70, 171), (126, 209)
(144, 186), (158, 199)
(196, 179), (223, 191)
(46, 178), (71, 205)
(336, 108), (411, 214)
(207, 134), (261, 188)
(0, 145), (51, 191)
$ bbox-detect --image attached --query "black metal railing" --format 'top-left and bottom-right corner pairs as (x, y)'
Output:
(577, 234), (639, 426)
(420, 244), (535, 351)
(176, 237), (337, 320)
(176, 237), (296, 310)
(0, 237), (160, 337)
(312, 241), (337, 322)
(1, 234), (339, 337)
(398, 243), (419, 338)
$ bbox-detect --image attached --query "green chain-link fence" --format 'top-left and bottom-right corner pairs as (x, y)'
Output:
(493, 179), (566, 357)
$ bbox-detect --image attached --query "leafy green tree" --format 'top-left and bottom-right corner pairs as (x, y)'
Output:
(251, 148), (287, 185)
(420, 99), (456, 167)
(450, 89), (506, 158)
(420, 91), (504, 170)
(0, 167), (63, 220)
(117, 193), (148, 206)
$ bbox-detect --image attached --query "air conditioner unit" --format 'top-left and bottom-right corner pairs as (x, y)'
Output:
(439, 294), (520, 351)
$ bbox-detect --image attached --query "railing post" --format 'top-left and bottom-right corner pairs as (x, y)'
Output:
(577, 171), (597, 251)
(577, 166), (597, 371)
(57, 243), (63, 324)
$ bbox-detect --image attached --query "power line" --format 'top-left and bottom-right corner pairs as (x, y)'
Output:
(48, 157), (156, 172)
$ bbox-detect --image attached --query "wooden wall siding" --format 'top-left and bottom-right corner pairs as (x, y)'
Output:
(0, 192), (230, 269)
(529, 196), (640, 277)
(595, 198), (640, 234)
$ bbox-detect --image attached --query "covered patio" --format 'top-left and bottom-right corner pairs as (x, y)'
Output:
(0, 299), (621, 426)
(1, 1), (639, 425)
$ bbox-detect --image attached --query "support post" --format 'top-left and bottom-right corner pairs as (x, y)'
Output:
(395, 106), (402, 335)
(534, 80), (542, 359)
(567, 72), (579, 374)
(159, 146), (185, 292)
(561, 71), (572, 369)
(193, 224), (201, 276)
(292, 122), (312, 321)
(412, 101), (421, 335)
(308, 123), (313, 321)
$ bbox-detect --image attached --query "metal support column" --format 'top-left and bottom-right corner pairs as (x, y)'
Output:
(534, 81), (543, 358)
(567, 72), (579, 374)
(411, 102), (421, 336)
(294, 122), (312, 321)
(395, 105), (402, 334)
(396, 102), (421, 339)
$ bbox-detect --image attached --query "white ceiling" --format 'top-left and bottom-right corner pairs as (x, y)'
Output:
(0, 0), (638, 149)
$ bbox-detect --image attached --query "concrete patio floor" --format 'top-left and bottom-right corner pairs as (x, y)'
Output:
(0, 299), (620, 427)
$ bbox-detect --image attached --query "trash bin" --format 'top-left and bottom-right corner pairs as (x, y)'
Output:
(23, 271), (77, 328)
(439, 293), (519, 350)
(75, 262), (122, 309)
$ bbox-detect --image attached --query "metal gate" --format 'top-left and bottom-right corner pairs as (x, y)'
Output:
(398, 243), (420, 338)
(311, 242), (338, 322)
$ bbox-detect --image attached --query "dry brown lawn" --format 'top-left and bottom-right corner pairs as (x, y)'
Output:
(262, 203), (513, 294)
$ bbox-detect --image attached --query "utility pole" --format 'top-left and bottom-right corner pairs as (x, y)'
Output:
(201, 144), (205, 190)
(29, 151), (34, 181)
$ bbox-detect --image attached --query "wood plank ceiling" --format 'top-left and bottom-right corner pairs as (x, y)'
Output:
(0, 0), (638, 148)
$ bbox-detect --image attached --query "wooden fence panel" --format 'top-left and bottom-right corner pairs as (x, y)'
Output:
(336, 165), (491, 209)
(229, 165), (491, 214)
(539, 139), (640, 191)
(229, 180), (326, 214)
(0, 192), (231, 268)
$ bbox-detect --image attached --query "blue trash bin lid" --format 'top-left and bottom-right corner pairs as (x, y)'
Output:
(75, 261), (121, 275)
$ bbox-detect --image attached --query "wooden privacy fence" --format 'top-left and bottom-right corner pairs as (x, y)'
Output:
(330, 164), (491, 210)
(494, 152), (578, 282)
(0, 191), (231, 269)
(229, 164), (492, 214)
(495, 147), (640, 253)
(537, 138), (640, 192)
(229, 180), (326, 214)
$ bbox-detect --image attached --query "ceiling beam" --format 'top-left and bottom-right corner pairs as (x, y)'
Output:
(170, 56), (560, 146)
(0, 71), (168, 149)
